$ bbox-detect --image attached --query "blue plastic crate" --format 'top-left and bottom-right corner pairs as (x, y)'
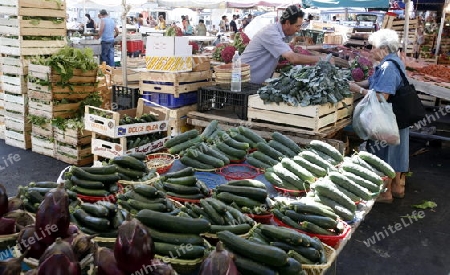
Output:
(142, 91), (197, 108)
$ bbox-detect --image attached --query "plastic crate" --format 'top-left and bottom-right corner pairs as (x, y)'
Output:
(197, 83), (263, 120)
(112, 85), (140, 110)
(126, 40), (144, 53)
(142, 91), (197, 108)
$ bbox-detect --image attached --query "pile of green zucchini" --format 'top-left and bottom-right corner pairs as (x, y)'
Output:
(136, 209), (210, 260)
(214, 179), (271, 215)
(71, 200), (128, 238)
(119, 113), (158, 125)
(272, 199), (344, 236)
(117, 184), (176, 214)
(177, 197), (255, 235)
(154, 167), (210, 200)
(247, 132), (300, 168)
(65, 166), (120, 198)
(19, 181), (78, 213)
(218, 225), (327, 275)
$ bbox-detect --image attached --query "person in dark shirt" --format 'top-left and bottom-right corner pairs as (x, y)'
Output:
(85, 14), (95, 29)
(230, 14), (238, 33)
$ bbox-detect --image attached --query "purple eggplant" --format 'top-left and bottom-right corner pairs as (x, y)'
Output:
(0, 217), (16, 235)
(35, 184), (70, 245)
(95, 245), (125, 275)
(0, 184), (8, 217)
(17, 225), (48, 260)
(37, 254), (81, 275)
(114, 218), (155, 274)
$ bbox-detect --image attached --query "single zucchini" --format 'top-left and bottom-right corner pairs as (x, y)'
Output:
(216, 142), (247, 159)
(281, 158), (315, 182)
(168, 136), (203, 154)
(270, 242), (320, 262)
(164, 183), (201, 195)
(293, 155), (327, 178)
(218, 230), (288, 267)
(73, 208), (111, 232)
(80, 203), (109, 217)
(268, 140), (296, 158)
(70, 166), (120, 182)
(222, 133), (250, 150)
(162, 167), (195, 179)
(29, 181), (58, 188)
(290, 200), (338, 220)
(166, 192), (205, 200)
(309, 140), (344, 163)
(217, 185), (267, 203)
(341, 162), (383, 186)
(288, 250), (315, 265)
(128, 199), (167, 212)
(71, 175), (104, 189)
(257, 142), (284, 161)
(200, 120), (219, 139)
(227, 179), (267, 189)
(233, 255), (278, 275)
(358, 151), (396, 179)
(259, 224), (308, 246)
(228, 131), (257, 148)
(300, 221), (334, 236)
(114, 165), (145, 179)
(147, 227), (204, 246)
(246, 156), (271, 169)
(112, 155), (147, 171)
(165, 175), (197, 186)
(299, 151), (337, 172)
(180, 155), (215, 170)
(186, 149), (225, 168)
(72, 186), (109, 197)
(216, 192), (262, 208)
(154, 242), (205, 260)
(131, 184), (159, 199)
(238, 126), (266, 144)
(251, 151), (279, 166)
(285, 210), (338, 229)
(342, 171), (381, 193)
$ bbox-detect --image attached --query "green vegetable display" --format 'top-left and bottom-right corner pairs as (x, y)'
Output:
(258, 54), (352, 106)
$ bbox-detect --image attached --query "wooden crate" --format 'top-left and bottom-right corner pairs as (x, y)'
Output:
(1, 74), (27, 94)
(0, 0), (66, 17)
(139, 70), (213, 98)
(54, 128), (92, 146)
(0, 123), (5, 140)
(31, 122), (53, 137)
(4, 115), (30, 132)
(336, 97), (355, 121)
(0, 56), (29, 75)
(248, 95), (339, 132)
(111, 67), (140, 85)
(4, 93), (27, 119)
(55, 141), (93, 166)
(0, 17), (66, 37)
(91, 132), (169, 161)
(5, 128), (31, 149)
(151, 104), (197, 134)
(29, 99), (80, 119)
(27, 81), (98, 101)
(31, 134), (55, 157)
(0, 36), (67, 56)
(28, 64), (98, 83)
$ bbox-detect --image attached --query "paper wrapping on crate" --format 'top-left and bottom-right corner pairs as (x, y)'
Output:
(145, 56), (193, 72)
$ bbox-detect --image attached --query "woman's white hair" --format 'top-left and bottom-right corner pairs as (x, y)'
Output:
(368, 29), (400, 53)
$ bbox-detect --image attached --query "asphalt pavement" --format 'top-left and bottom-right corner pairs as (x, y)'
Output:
(0, 138), (449, 275)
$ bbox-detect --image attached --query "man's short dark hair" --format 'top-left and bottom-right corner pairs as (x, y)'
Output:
(199, 19), (204, 23)
(100, 9), (108, 16)
(280, 5), (304, 25)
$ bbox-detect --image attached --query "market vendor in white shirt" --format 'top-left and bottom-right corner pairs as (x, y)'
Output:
(241, 5), (333, 84)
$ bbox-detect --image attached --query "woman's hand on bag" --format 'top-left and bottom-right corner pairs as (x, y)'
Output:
(348, 81), (361, 93)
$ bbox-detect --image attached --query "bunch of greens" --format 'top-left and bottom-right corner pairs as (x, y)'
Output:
(31, 47), (98, 85)
(258, 55), (352, 107)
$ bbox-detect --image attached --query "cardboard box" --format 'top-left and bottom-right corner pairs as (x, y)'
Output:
(145, 56), (193, 72)
(146, 36), (190, 57)
(84, 98), (170, 138)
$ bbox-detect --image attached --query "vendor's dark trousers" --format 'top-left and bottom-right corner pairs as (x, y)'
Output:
(101, 41), (115, 66)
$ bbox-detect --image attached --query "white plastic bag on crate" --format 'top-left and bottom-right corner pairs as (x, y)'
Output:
(353, 90), (400, 145)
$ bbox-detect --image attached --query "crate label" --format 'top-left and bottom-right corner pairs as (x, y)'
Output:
(125, 137), (169, 154)
(92, 137), (169, 159)
(116, 120), (168, 137)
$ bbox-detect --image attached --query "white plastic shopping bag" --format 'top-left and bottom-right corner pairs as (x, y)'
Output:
(353, 90), (400, 145)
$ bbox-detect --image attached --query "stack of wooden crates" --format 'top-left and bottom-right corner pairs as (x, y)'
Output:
(382, 16), (419, 57)
(27, 63), (98, 165)
(0, 0), (67, 148)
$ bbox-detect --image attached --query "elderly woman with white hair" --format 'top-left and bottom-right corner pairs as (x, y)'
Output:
(349, 29), (408, 203)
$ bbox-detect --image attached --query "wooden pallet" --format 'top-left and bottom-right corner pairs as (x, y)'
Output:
(0, 56), (29, 75)
(4, 93), (27, 119)
(0, 37), (67, 56)
(139, 70), (213, 98)
(187, 111), (347, 153)
(28, 99), (80, 119)
(4, 115), (30, 132)
(31, 134), (54, 157)
(247, 95), (353, 134)
(31, 123), (53, 137)
(0, 0), (65, 16)
(55, 141), (93, 166)
(5, 128), (31, 149)
(1, 74), (27, 94)
(383, 19), (418, 56)
(0, 17), (66, 37)
(27, 82), (98, 101)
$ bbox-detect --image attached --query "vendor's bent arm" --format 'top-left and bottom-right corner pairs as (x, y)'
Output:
(282, 51), (321, 65)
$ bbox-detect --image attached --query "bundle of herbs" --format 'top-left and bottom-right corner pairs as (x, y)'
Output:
(258, 55), (352, 107)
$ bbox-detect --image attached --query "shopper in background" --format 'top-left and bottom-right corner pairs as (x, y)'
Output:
(137, 13), (144, 28)
(97, 9), (118, 67)
(156, 15), (166, 30)
(183, 20), (194, 36)
(348, 29), (408, 203)
(196, 19), (207, 36)
(230, 14), (238, 33)
(241, 5), (328, 84)
(147, 16), (157, 28)
(85, 14), (95, 29)
(219, 15), (229, 32)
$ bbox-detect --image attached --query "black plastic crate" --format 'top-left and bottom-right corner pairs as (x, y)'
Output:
(197, 83), (263, 120)
(112, 85), (140, 110)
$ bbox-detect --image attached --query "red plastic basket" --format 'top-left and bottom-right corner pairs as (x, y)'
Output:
(272, 216), (351, 248)
(246, 213), (273, 224)
(76, 184), (124, 203)
(217, 164), (262, 181)
(272, 185), (308, 197)
(146, 153), (178, 174)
